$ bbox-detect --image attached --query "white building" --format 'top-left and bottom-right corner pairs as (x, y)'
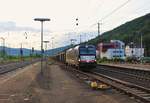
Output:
(97, 40), (125, 59)
(125, 46), (144, 58)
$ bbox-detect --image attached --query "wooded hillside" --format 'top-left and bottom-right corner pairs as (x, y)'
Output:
(88, 13), (150, 56)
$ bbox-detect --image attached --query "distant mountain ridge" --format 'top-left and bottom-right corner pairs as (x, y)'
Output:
(88, 13), (150, 56)
(0, 45), (70, 56)
(0, 47), (40, 56)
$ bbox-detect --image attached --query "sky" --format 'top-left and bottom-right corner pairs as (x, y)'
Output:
(0, 0), (150, 50)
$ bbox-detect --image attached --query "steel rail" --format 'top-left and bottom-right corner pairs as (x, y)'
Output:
(96, 65), (150, 88)
(0, 59), (40, 74)
(65, 66), (150, 103)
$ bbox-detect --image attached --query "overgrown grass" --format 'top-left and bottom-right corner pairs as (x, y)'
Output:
(0, 55), (41, 64)
(97, 57), (125, 64)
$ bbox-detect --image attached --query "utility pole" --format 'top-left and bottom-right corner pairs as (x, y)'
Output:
(51, 37), (54, 56)
(98, 22), (102, 59)
(141, 32), (143, 57)
(80, 34), (81, 44)
(84, 33), (87, 43)
(98, 22), (100, 36)
(20, 43), (23, 61)
(31, 47), (34, 61)
(3, 38), (5, 58)
(0, 37), (5, 59)
(98, 22), (102, 40)
(140, 32), (143, 63)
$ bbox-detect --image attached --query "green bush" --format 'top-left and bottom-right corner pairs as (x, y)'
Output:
(140, 57), (150, 63)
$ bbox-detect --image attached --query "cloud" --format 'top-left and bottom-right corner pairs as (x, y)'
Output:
(0, 21), (50, 32)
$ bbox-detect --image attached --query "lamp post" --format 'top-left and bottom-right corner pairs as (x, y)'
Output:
(43, 41), (49, 67)
(34, 18), (50, 75)
(43, 41), (49, 57)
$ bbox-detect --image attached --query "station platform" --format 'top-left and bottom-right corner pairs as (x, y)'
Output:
(99, 63), (150, 71)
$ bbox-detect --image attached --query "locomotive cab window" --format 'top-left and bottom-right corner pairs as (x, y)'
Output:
(79, 47), (96, 55)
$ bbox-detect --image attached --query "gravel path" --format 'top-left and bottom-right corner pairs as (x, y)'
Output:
(23, 63), (138, 103)
(0, 61), (139, 103)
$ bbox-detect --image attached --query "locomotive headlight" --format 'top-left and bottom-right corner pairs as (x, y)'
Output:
(78, 59), (80, 62)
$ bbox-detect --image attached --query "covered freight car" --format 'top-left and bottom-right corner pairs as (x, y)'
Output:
(55, 51), (66, 63)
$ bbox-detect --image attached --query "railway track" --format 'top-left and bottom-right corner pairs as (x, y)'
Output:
(91, 72), (150, 103)
(0, 59), (40, 74)
(97, 64), (150, 79)
(95, 65), (150, 88)
(65, 65), (150, 103)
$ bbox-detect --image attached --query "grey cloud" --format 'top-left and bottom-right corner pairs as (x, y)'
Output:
(0, 21), (50, 32)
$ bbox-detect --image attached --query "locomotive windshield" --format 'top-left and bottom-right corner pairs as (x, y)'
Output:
(79, 47), (96, 55)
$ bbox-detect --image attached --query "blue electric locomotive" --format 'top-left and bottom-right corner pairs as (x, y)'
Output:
(66, 45), (96, 71)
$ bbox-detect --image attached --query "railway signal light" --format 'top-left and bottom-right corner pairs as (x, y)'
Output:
(75, 18), (79, 26)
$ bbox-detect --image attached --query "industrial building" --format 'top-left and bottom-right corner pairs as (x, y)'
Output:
(125, 46), (144, 58)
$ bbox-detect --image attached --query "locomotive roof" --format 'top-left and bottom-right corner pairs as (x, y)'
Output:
(67, 44), (95, 52)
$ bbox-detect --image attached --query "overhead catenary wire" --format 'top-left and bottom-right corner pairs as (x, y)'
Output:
(90, 0), (132, 28)
(54, 0), (132, 33)
(56, 0), (150, 45)
(50, 0), (133, 33)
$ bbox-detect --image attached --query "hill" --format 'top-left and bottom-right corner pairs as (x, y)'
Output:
(88, 13), (150, 56)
